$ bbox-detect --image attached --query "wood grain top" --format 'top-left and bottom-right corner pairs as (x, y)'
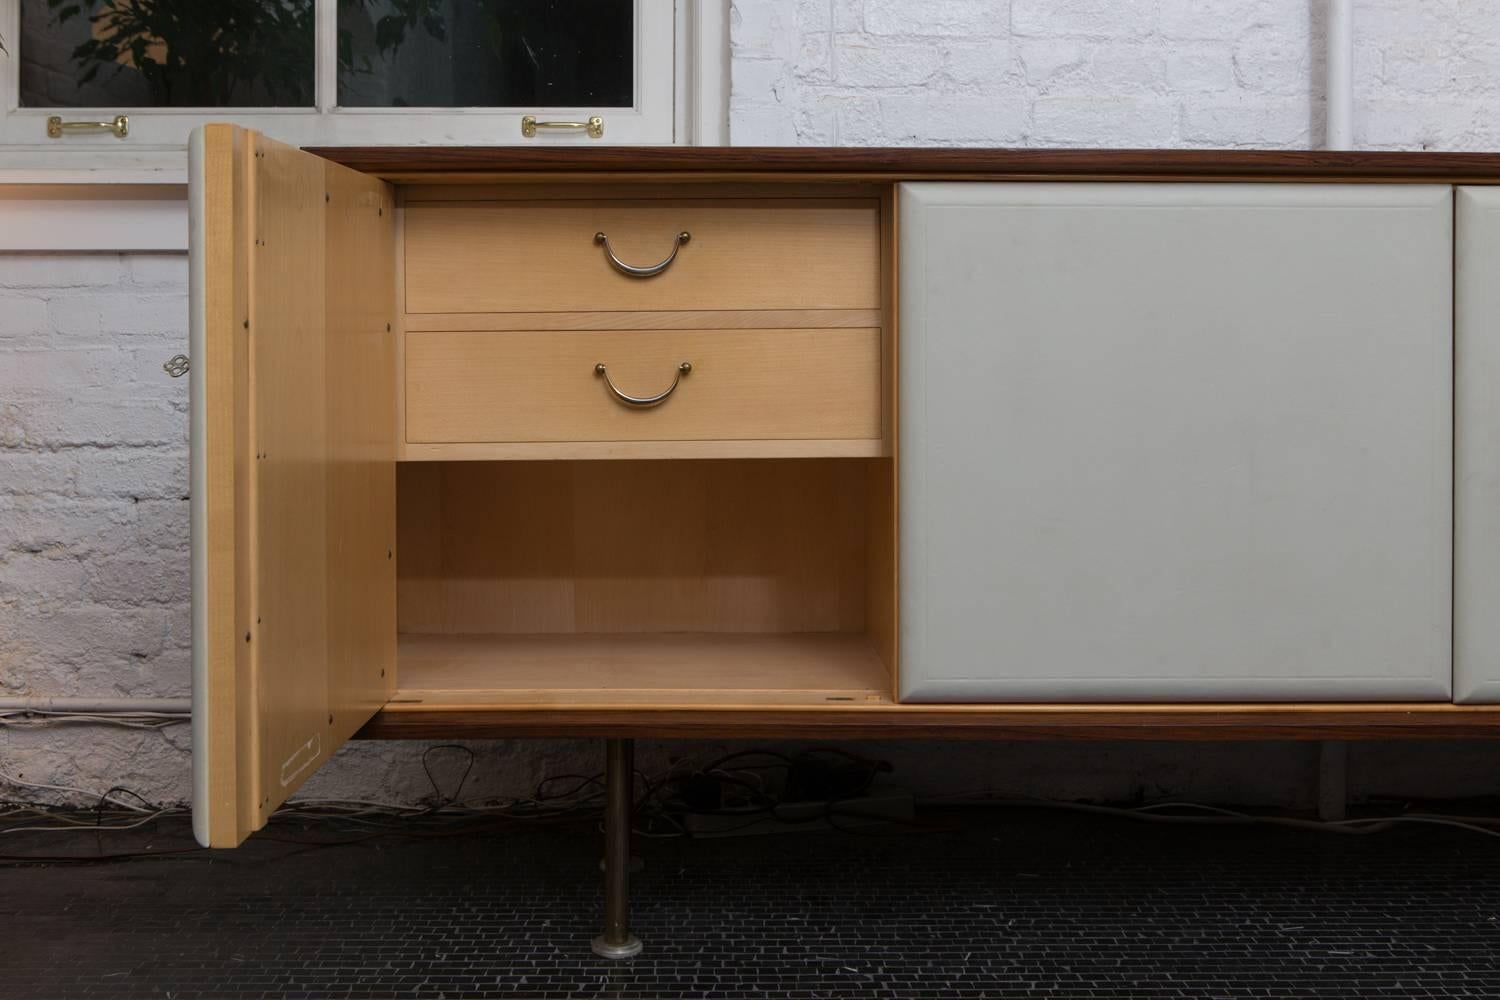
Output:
(307, 146), (1500, 182)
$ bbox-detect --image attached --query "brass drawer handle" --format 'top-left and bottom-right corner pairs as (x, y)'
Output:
(595, 361), (692, 408)
(522, 115), (604, 139)
(47, 115), (129, 139)
(594, 230), (691, 278)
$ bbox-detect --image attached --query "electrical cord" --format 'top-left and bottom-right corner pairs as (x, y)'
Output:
(419, 744), (475, 811)
(0, 749), (734, 862)
(0, 766), (160, 808)
(535, 772), (608, 804)
(927, 795), (1500, 841)
(0, 790), (620, 865)
(0, 710), (189, 730)
(0, 808), (179, 837)
(9, 747), (1500, 865)
(630, 747), (901, 838)
(0, 742), (600, 849)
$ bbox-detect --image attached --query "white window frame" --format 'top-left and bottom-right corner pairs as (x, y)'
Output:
(0, 2), (725, 248)
(0, 0), (708, 172)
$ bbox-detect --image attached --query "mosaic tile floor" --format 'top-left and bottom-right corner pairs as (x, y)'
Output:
(4, 806), (1500, 998)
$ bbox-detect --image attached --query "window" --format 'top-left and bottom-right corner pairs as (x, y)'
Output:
(338, 3), (634, 110)
(18, 0), (317, 108)
(0, 0), (680, 151)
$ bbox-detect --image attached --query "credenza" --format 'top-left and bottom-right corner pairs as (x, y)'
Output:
(187, 132), (1500, 954)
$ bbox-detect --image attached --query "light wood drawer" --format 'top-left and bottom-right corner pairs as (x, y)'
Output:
(405, 328), (882, 446)
(403, 199), (881, 315)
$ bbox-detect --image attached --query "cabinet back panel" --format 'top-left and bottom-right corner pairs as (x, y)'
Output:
(397, 459), (870, 635)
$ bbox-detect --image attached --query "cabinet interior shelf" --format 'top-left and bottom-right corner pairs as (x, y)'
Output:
(393, 632), (893, 708)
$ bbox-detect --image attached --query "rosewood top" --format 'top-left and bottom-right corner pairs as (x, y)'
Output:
(307, 146), (1500, 182)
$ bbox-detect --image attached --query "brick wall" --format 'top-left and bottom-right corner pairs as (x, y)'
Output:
(5, 1), (1500, 810)
(0, 254), (192, 801)
(729, 0), (1500, 149)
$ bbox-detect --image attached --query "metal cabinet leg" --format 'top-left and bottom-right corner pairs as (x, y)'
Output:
(1317, 740), (1348, 822)
(592, 738), (643, 959)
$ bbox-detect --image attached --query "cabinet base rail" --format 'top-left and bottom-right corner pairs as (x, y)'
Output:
(359, 706), (1500, 742)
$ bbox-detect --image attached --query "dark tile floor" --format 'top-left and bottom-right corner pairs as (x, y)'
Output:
(4, 806), (1500, 999)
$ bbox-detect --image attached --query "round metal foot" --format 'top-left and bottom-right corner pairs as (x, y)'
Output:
(591, 934), (643, 960)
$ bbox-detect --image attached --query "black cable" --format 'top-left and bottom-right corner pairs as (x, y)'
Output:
(95, 785), (159, 822)
(535, 771), (606, 804)
(419, 744), (475, 811)
(695, 749), (796, 774)
(0, 747), (902, 864)
(631, 747), (904, 838)
(0, 846), (208, 866)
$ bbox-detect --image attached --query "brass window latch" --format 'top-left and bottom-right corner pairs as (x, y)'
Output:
(47, 115), (129, 139)
(521, 115), (603, 139)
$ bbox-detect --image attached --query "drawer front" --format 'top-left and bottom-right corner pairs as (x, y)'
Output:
(406, 328), (881, 444)
(403, 199), (881, 315)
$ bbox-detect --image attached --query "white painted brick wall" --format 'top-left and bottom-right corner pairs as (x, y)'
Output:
(7, 2), (1500, 813)
(730, 0), (1500, 149)
(0, 253), (193, 803)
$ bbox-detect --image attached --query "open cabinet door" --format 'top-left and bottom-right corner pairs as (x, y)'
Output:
(191, 126), (397, 847)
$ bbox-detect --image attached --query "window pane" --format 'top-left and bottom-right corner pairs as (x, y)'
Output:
(338, 1), (633, 108)
(18, 0), (314, 108)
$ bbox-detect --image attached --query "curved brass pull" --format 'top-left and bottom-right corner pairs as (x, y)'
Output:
(594, 231), (691, 278)
(594, 362), (692, 408)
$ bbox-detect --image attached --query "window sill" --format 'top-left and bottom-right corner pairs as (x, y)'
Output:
(0, 177), (187, 252)
(0, 146), (191, 185)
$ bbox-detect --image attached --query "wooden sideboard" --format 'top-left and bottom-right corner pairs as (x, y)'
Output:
(189, 129), (1500, 850)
